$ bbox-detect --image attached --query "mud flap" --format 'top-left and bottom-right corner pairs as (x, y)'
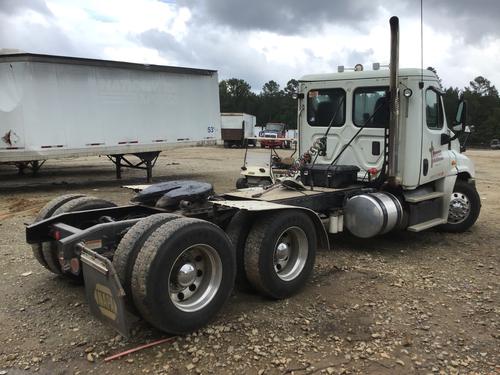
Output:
(79, 245), (133, 337)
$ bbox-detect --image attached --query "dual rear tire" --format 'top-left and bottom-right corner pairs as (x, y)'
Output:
(226, 209), (317, 299)
(114, 216), (236, 334)
(116, 210), (316, 333)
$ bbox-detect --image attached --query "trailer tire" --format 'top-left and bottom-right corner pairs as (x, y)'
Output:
(225, 211), (254, 291)
(113, 213), (182, 311)
(131, 218), (235, 334)
(244, 210), (316, 299)
(31, 194), (86, 271)
(42, 196), (117, 277)
(439, 180), (481, 233)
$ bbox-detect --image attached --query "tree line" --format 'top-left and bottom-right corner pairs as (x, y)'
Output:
(219, 71), (500, 145)
(441, 74), (500, 146)
(219, 78), (298, 129)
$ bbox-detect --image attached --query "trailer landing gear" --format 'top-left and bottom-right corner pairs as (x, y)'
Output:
(108, 151), (160, 182)
(15, 160), (45, 175)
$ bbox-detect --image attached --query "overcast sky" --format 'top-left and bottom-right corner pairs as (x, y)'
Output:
(1, 0), (499, 92)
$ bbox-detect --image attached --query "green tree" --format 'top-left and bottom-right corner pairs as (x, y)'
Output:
(224, 78), (253, 98)
(469, 76), (498, 97)
(219, 78), (256, 114)
(284, 79), (299, 96)
(463, 76), (500, 146)
(261, 80), (282, 97)
(219, 77), (299, 130)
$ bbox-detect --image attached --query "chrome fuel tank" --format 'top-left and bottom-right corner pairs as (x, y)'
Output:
(344, 192), (403, 238)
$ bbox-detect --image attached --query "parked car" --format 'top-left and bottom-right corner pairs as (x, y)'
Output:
(491, 139), (500, 150)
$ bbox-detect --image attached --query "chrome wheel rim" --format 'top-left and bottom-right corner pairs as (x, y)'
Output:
(448, 191), (471, 224)
(168, 244), (222, 312)
(273, 226), (308, 281)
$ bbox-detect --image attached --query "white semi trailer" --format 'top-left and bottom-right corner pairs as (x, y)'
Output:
(0, 53), (221, 181)
(221, 112), (256, 147)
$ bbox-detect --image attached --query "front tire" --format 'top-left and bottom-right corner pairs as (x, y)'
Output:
(244, 210), (316, 299)
(439, 179), (481, 233)
(131, 218), (236, 334)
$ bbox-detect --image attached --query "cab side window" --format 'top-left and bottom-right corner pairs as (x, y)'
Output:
(353, 86), (389, 128)
(307, 88), (346, 127)
(425, 89), (444, 129)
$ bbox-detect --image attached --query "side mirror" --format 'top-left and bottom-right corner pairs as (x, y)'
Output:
(441, 133), (451, 145)
(453, 100), (467, 132)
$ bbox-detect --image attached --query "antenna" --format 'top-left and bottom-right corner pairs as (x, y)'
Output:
(420, 0), (424, 85)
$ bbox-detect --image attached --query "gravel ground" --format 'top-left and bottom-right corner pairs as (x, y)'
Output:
(0, 147), (498, 375)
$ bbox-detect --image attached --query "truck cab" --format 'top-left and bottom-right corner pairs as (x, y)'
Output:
(297, 67), (479, 233)
(260, 122), (290, 148)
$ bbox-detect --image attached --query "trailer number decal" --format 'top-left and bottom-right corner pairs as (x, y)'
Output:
(207, 126), (216, 133)
(94, 283), (118, 321)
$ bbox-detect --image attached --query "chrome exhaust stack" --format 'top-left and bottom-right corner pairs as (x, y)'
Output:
(387, 16), (400, 185)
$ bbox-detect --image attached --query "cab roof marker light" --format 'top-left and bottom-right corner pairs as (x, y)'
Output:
(373, 63), (390, 70)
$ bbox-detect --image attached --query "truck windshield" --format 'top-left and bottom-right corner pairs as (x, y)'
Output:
(266, 123), (284, 131)
(307, 88), (345, 127)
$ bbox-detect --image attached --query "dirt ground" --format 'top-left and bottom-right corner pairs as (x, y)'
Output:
(0, 147), (498, 375)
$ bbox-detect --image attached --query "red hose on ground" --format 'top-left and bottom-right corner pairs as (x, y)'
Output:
(104, 337), (176, 362)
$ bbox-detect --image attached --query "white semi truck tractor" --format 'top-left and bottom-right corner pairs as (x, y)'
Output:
(25, 17), (480, 336)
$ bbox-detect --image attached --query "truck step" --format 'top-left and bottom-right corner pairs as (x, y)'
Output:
(404, 191), (444, 203)
(407, 218), (447, 232)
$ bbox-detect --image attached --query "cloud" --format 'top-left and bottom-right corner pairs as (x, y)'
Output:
(138, 29), (191, 62)
(177, 0), (378, 35)
(0, 0), (52, 16)
(398, 0), (500, 43)
(0, 0), (499, 91)
(0, 0), (77, 56)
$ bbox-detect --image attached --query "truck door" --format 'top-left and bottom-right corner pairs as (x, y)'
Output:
(419, 86), (450, 184)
